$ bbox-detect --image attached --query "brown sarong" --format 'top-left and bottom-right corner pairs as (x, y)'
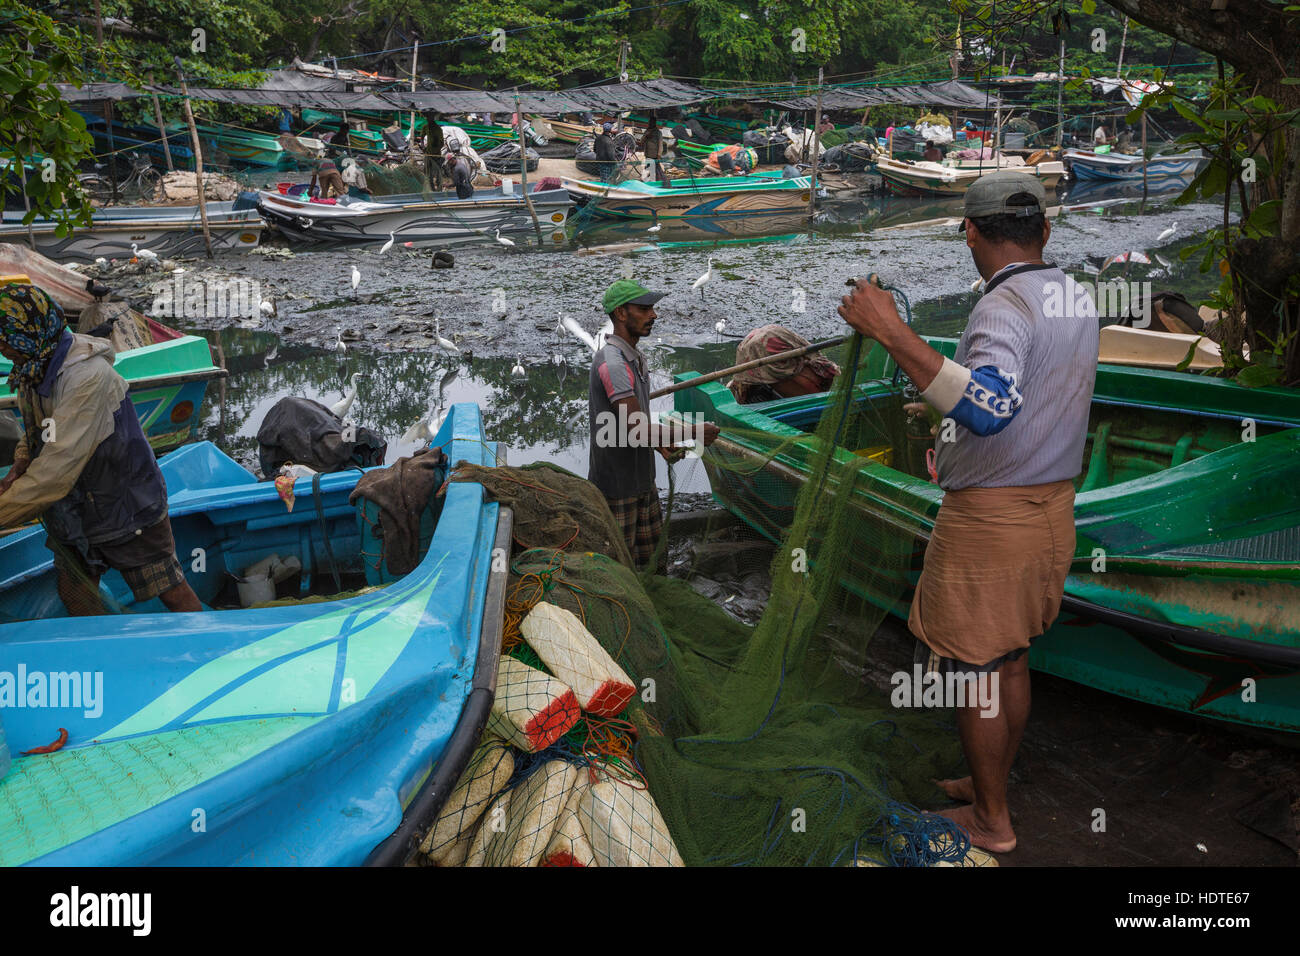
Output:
(908, 480), (1075, 666)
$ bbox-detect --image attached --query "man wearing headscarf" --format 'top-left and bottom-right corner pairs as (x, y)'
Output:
(727, 325), (841, 404)
(0, 284), (200, 615)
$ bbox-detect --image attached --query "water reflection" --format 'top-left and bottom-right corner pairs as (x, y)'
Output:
(196, 328), (741, 492)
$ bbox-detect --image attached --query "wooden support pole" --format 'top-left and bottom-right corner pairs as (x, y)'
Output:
(515, 94), (542, 243)
(148, 73), (174, 172)
(808, 67), (823, 219)
(173, 57), (213, 258)
(1141, 111), (1149, 203)
(1056, 38), (1066, 147)
(409, 37), (419, 145)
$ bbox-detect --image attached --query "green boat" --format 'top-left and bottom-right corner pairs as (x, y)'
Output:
(169, 121), (296, 169)
(0, 335), (224, 456)
(671, 338), (1300, 733)
(300, 109), (427, 155)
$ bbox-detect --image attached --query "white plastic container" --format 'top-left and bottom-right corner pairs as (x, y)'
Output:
(501, 178), (514, 195)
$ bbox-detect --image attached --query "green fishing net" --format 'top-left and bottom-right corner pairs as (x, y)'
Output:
(456, 335), (974, 865)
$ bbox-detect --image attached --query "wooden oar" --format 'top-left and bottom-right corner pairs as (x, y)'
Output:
(648, 333), (853, 399)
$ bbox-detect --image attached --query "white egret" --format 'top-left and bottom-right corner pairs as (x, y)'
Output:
(1157, 222), (1178, 242)
(329, 372), (364, 418)
(594, 317), (613, 352)
(970, 277), (985, 293)
(260, 299), (275, 316)
(714, 317), (726, 337)
(647, 222), (661, 234)
(692, 257), (713, 298)
(379, 232), (395, 255)
(400, 402), (447, 445)
(131, 242), (158, 261)
(434, 317), (460, 353)
(350, 265), (361, 291)
(333, 328), (347, 354)
(562, 315), (599, 353)
(511, 356), (527, 379)
(495, 229), (516, 248)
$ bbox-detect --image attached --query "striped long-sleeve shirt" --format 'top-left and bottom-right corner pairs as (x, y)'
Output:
(921, 263), (1099, 491)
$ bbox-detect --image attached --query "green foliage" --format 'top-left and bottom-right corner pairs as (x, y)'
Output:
(0, 3), (96, 234)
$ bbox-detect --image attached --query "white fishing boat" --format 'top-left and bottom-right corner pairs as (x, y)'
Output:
(255, 186), (574, 247)
(1063, 148), (1208, 183)
(877, 156), (1064, 197)
(945, 152), (1067, 190)
(0, 202), (264, 262)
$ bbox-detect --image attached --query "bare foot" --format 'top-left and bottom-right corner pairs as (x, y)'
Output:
(934, 804), (1017, 854)
(935, 776), (975, 803)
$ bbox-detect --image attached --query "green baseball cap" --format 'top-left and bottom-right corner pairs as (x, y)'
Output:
(602, 279), (666, 314)
(960, 170), (1046, 231)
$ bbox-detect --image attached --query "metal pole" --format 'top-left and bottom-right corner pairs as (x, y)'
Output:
(809, 67), (823, 218)
(148, 73), (174, 172)
(173, 57), (213, 258)
(515, 94), (542, 242)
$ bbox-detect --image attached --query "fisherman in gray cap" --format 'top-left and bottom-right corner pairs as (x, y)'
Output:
(838, 170), (1098, 854)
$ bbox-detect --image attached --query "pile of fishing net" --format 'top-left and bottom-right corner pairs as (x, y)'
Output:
(418, 348), (990, 866)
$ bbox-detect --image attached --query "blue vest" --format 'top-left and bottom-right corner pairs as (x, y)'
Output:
(21, 333), (167, 553)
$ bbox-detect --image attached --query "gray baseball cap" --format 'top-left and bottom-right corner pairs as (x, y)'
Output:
(960, 170), (1047, 231)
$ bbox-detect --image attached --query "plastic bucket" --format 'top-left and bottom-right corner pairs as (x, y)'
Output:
(277, 182), (293, 195)
(236, 573), (276, 607)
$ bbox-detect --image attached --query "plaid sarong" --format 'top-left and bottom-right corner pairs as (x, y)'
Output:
(50, 515), (187, 609)
(606, 491), (665, 572)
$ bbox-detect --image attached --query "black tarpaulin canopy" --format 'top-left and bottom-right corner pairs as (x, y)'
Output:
(763, 79), (992, 111)
(55, 82), (143, 103)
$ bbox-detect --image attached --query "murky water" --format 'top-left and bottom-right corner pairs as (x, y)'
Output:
(166, 182), (1225, 489)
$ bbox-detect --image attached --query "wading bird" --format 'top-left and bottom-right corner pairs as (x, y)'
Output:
(379, 232), (395, 255)
(350, 265), (361, 291)
(693, 257), (713, 298)
(1157, 223), (1178, 242)
(511, 356), (527, 379)
(260, 299), (275, 316)
(495, 229), (516, 248)
(329, 372), (364, 418)
(434, 318), (459, 353)
(333, 328), (347, 354)
(714, 317), (726, 338)
(131, 242), (158, 262)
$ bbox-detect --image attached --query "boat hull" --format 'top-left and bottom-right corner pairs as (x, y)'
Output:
(0, 334), (223, 455)
(257, 188), (574, 247)
(0, 204), (264, 263)
(1065, 149), (1207, 183)
(564, 176), (813, 219)
(670, 345), (1300, 732)
(0, 403), (506, 865)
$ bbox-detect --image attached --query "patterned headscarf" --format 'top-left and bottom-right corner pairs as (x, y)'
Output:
(727, 324), (841, 404)
(0, 284), (67, 392)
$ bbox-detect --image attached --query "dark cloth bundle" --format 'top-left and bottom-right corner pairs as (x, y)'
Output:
(348, 446), (447, 576)
(256, 396), (386, 477)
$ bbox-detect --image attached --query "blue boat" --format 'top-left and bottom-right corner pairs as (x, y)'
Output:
(0, 403), (509, 865)
(78, 112), (196, 171)
(1064, 148), (1208, 183)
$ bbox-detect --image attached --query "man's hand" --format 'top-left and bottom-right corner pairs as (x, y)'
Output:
(657, 446), (687, 463)
(699, 422), (720, 446)
(838, 277), (906, 342)
(0, 457), (29, 495)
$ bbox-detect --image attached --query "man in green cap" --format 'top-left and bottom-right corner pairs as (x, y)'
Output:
(589, 279), (720, 570)
(838, 170), (1098, 854)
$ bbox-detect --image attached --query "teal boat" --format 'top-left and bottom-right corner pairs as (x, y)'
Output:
(564, 174), (813, 220)
(0, 333), (224, 455)
(672, 340), (1300, 733)
(0, 403), (509, 865)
